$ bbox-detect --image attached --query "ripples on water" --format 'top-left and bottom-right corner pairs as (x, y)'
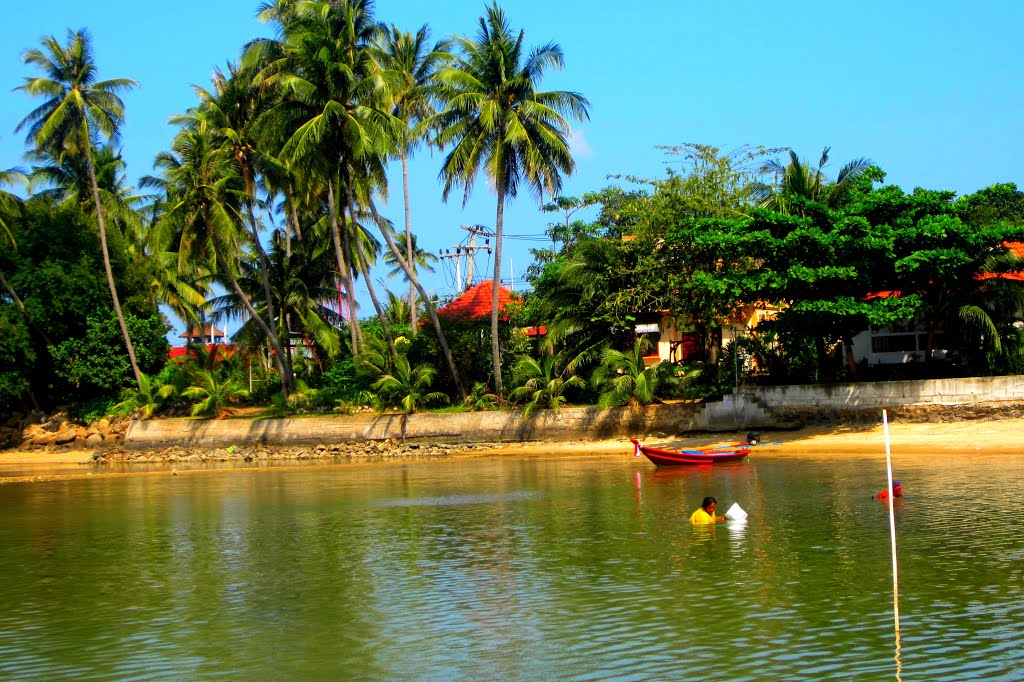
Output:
(0, 451), (1022, 680)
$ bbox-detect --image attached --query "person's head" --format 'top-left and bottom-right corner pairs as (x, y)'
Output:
(701, 496), (717, 513)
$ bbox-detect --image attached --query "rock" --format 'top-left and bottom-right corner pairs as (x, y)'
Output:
(53, 430), (77, 445)
(85, 434), (104, 447)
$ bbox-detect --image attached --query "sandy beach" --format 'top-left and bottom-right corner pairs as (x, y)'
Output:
(2, 414), (1022, 472)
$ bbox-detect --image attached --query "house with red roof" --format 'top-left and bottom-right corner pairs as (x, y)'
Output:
(438, 280), (518, 322)
(179, 324), (227, 344)
(849, 241), (1024, 366)
(168, 324), (232, 362)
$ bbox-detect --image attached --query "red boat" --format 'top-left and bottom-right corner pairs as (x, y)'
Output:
(630, 437), (752, 467)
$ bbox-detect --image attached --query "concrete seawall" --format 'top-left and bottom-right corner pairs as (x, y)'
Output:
(124, 374), (1024, 449)
(124, 396), (779, 450)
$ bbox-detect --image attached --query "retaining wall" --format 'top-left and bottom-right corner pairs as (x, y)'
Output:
(741, 375), (1024, 408)
(124, 375), (1024, 449)
(124, 396), (778, 450)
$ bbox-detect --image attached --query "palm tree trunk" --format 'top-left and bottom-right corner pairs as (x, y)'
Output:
(216, 253), (293, 395)
(245, 199), (281, 365)
(327, 177), (359, 355)
(367, 197), (466, 400)
(86, 144), (142, 388)
(288, 192), (304, 246)
(348, 189), (399, 364)
(491, 182), (506, 397)
(402, 152), (416, 334)
(339, 204), (363, 352)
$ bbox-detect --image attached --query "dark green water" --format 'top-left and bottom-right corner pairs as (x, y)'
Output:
(0, 450), (1022, 680)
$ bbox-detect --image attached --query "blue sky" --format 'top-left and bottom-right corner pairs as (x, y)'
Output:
(3, 1), (1023, 339)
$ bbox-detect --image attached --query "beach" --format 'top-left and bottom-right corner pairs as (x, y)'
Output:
(1, 415), (1021, 480)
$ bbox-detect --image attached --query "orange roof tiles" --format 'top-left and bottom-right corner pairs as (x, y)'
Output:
(438, 279), (518, 322)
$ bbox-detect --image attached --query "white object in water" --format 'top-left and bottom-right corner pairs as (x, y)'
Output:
(725, 503), (748, 520)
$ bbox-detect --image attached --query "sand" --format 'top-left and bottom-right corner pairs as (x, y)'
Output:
(1, 416), (1020, 483)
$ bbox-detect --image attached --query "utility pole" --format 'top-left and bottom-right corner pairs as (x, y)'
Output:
(439, 224), (494, 293)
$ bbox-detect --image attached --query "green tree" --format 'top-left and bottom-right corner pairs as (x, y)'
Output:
(251, 0), (466, 398)
(189, 62), (285, 353)
(372, 354), (448, 414)
(50, 311), (169, 398)
(593, 336), (659, 408)
(508, 343), (585, 417)
(16, 29), (144, 387)
(0, 315), (34, 407)
(0, 169), (29, 320)
(149, 126), (294, 393)
(182, 369), (250, 418)
(374, 24), (449, 330)
(751, 146), (873, 214)
(432, 3), (590, 397)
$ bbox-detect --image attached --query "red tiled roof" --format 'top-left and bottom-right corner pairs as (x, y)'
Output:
(438, 279), (518, 322)
(168, 343), (234, 361)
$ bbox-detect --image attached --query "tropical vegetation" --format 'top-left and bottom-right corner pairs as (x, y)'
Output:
(2, 6), (1024, 431)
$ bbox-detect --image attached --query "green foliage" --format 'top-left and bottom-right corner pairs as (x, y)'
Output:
(0, 313), (34, 406)
(372, 355), (449, 414)
(464, 382), (499, 411)
(0, 197), (162, 410)
(182, 369), (250, 418)
(653, 361), (719, 401)
(593, 336), (659, 408)
(113, 372), (163, 419)
(50, 311), (169, 398)
(508, 348), (585, 417)
(70, 397), (122, 424)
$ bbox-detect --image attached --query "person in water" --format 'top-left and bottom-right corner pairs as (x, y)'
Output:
(690, 496), (726, 524)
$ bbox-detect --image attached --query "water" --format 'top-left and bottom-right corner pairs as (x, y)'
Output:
(0, 450), (1022, 680)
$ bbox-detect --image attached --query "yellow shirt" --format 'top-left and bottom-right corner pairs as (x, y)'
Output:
(690, 508), (716, 524)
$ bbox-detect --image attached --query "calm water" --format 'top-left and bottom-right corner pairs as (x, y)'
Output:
(0, 449), (1022, 680)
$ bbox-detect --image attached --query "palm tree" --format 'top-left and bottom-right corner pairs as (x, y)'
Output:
(374, 25), (449, 330)
(432, 3), (590, 396)
(372, 354), (448, 414)
(15, 29), (144, 387)
(247, 0), (396, 356)
(508, 347), (585, 417)
(150, 126), (295, 393)
(751, 147), (872, 214)
(26, 144), (147, 252)
(0, 169), (27, 248)
(382, 231), (436, 284)
(182, 368), (250, 418)
(211, 229), (343, 366)
(593, 336), (659, 409)
(251, 0), (467, 399)
(189, 62), (299, 352)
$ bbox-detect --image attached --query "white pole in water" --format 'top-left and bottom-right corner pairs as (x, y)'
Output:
(883, 409), (900, 636)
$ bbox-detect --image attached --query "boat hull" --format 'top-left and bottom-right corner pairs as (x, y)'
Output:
(629, 439), (750, 466)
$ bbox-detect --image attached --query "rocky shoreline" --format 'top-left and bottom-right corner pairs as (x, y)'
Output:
(1, 411), (129, 451)
(95, 439), (500, 465)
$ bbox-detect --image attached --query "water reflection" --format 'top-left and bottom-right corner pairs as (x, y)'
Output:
(0, 451), (1022, 679)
